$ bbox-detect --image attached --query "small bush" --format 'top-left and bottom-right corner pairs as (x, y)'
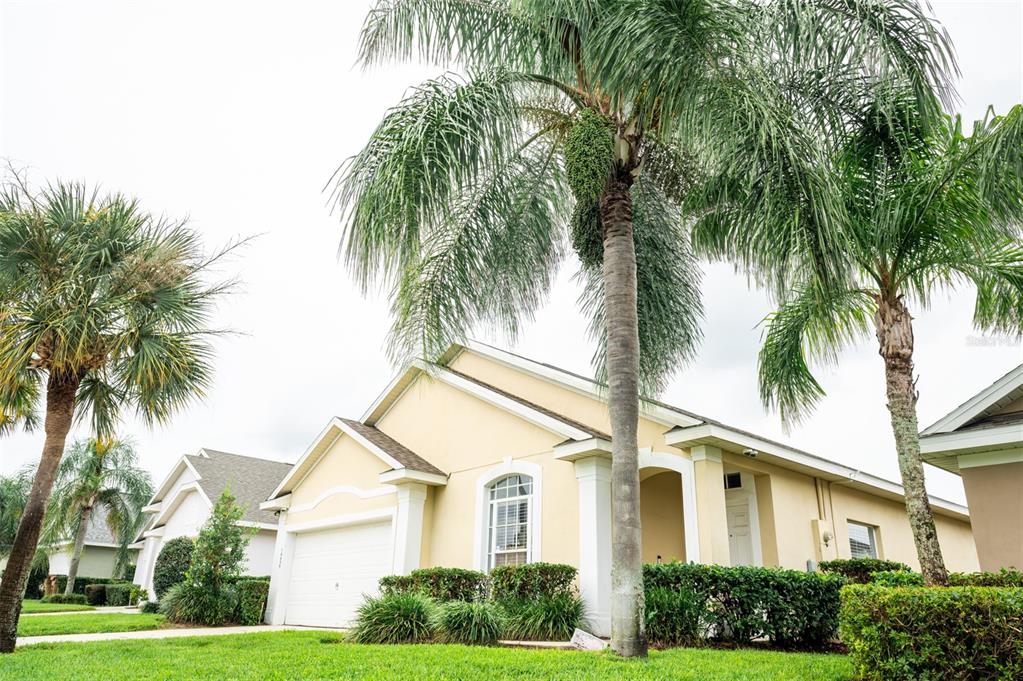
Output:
(870, 570), (924, 587)
(840, 585), (1023, 680)
(160, 582), (239, 626)
(105, 584), (131, 607)
(350, 592), (437, 644)
(153, 537), (195, 598)
(819, 558), (910, 584)
(237, 579), (270, 625)
(502, 593), (583, 641)
(435, 600), (504, 645)
(948, 568), (1023, 587)
(53, 575), (123, 595)
(490, 563), (576, 601)
(645, 586), (703, 648)
(140, 599), (160, 614)
(41, 593), (87, 605)
(24, 555), (49, 600)
(84, 583), (107, 606)
(379, 567), (487, 602)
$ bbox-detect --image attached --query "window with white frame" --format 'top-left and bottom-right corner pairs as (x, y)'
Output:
(487, 474), (533, 569)
(847, 521), (878, 559)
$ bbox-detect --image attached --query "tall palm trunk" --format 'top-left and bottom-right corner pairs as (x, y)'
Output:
(875, 295), (948, 586)
(64, 503), (94, 595)
(600, 176), (647, 657)
(0, 372), (79, 653)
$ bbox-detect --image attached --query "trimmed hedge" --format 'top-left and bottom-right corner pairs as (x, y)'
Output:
(869, 571), (923, 587)
(819, 558), (910, 584)
(84, 583), (107, 606)
(153, 537), (195, 598)
(949, 568), (1023, 587)
(644, 563), (844, 649)
(54, 575), (125, 596)
(140, 599), (160, 614)
(105, 583), (135, 606)
(380, 568), (487, 602)
(840, 585), (1023, 680)
(41, 593), (88, 605)
(237, 579), (270, 625)
(645, 585), (703, 648)
(490, 563), (577, 601)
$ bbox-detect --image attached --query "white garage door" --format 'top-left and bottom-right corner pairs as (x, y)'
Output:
(284, 520), (393, 628)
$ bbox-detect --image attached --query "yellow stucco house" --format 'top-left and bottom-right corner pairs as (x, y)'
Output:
(261, 342), (977, 634)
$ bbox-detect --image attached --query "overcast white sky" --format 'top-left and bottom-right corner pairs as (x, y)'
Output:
(1, 1), (1021, 505)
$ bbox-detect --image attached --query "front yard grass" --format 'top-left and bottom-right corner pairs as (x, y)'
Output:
(21, 599), (96, 614)
(18, 613), (165, 637)
(6, 630), (854, 680)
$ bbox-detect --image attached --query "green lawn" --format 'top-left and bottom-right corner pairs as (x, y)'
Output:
(6, 631), (853, 680)
(18, 613), (165, 637)
(20, 599), (96, 614)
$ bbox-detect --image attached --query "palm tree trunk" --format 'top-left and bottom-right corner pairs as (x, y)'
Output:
(0, 371), (79, 653)
(64, 504), (93, 595)
(875, 295), (948, 586)
(600, 177), (647, 658)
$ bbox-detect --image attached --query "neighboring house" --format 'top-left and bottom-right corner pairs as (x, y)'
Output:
(131, 449), (292, 598)
(46, 506), (135, 580)
(261, 342), (978, 634)
(920, 363), (1023, 571)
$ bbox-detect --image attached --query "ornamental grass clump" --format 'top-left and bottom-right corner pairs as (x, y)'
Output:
(349, 592), (437, 644)
(502, 593), (584, 642)
(435, 600), (504, 646)
(645, 586), (704, 648)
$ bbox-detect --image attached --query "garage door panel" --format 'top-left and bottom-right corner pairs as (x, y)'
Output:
(284, 520), (393, 628)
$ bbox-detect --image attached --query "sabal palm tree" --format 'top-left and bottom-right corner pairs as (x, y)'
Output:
(335, 0), (955, 655)
(0, 176), (234, 652)
(694, 89), (1023, 585)
(43, 438), (153, 593)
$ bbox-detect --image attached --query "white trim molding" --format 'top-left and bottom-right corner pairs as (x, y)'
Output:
(472, 459), (543, 571)
(574, 456), (612, 637)
(957, 448), (1023, 469)
(921, 364), (1023, 436)
(283, 485), (395, 515)
(554, 438), (612, 462)
(379, 469), (448, 486)
(284, 507), (396, 535)
(392, 483), (428, 575)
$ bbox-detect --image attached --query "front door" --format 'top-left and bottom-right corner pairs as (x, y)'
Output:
(726, 499), (754, 566)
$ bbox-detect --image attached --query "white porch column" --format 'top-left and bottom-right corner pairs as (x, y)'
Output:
(265, 511), (295, 625)
(392, 483), (428, 575)
(575, 456), (612, 637)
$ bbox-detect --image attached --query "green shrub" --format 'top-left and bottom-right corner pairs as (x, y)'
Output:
(237, 579), (270, 625)
(160, 581), (239, 626)
(435, 600), (504, 645)
(105, 584), (131, 607)
(840, 585), (1023, 680)
(490, 563), (576, 601)
(350, 592), (437, 644)
(24, 554), (49, 600)
(870, 570), (924, 587)
(140, 599), (160, 614)
(40, 593), (87, 605)
(379, 567), (487, 602)
(84, 583), (107, 606)
(645, 586), (704, 648)
(502, 593), (583, 641)
(53, 575), (124, 595)
(644, 562), (844, 649)
(819, 558), (910, 584)
(948, 568), (1023, 587)
(153, 537), (195, 598)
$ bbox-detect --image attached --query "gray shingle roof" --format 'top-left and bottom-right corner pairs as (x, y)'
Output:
(338, 418), (445, 476)
(83, 506), (116, 544)
(184, 450), (293, 525)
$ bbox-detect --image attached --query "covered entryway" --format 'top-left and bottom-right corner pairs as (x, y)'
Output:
(283, 520), (393, 627)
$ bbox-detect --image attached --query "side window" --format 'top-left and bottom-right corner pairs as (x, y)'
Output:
(847, 520), (878, 559)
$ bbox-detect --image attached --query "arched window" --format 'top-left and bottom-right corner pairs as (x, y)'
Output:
(487, 474), (533, 569)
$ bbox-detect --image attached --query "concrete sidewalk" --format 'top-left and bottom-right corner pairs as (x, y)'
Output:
(17, 625), (335, 647)
(22, 606), (140, 617)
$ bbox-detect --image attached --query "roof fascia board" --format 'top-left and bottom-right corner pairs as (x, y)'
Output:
(378, 469), (448, 486)
(921, 365), (1023, 435)
(666, 423), (967, 517)
(919, 423), (1023, 455)
(267, 419), (344, 501)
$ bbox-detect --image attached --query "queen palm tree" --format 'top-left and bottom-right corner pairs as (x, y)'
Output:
(42, 438), (153, 593)
(0, 175), (234, 652)
(692, 88), (1023, 585)
(0, 471), (30, 559)
(334, 0), (955, 655)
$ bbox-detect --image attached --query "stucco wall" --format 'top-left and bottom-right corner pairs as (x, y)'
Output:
(284, 434), (396, 528)
(961, 461), (1023, 570)
(640, 471), (685, 563)
(162, 490), (210, 540)
(828, 484), (978, 572)
(243, 530), (279, 575)
(48, 545), (122, 579)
